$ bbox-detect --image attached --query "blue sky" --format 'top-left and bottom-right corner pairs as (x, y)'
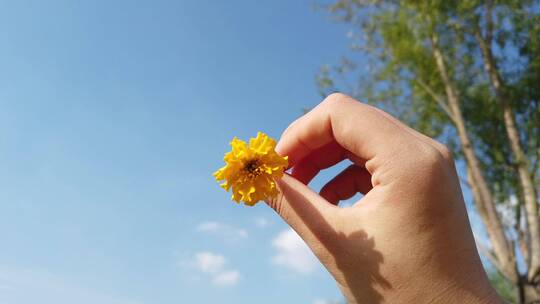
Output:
(0, 1), (357, 303)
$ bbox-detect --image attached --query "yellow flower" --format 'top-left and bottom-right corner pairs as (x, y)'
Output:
(214, 132), (288, 206)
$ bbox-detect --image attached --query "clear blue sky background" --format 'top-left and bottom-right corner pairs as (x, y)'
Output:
(0, 1), (361, 303)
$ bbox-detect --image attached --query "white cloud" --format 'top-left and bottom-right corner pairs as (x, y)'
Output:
(212, 270), (240, 286)
(196, 221), (248, 240)
(271, 228), (319, 274)
(194, 252), (226, 274)
(182, 251), (240, 287)
(253, 217), (270, 228)
(197, 221), (220, 232)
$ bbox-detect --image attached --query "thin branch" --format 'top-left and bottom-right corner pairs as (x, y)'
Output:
(515, 199), (530, 268)
(446, 19), (473, 35)
(476, 241), (511, 279)
(485, 0), (494, 47)
(415, 78), (458, 124)
(336, 69), (355, 94)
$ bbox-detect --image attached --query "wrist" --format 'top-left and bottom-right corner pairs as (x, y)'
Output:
(338, 269), (504, 304)
(426, 275), (505, 304)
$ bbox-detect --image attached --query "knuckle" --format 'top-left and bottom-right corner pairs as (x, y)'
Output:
(281, 93), (352, 138)
(322, 92), (350, 108)
(436, 142), (453, 162)
(416, 144), (447, 170)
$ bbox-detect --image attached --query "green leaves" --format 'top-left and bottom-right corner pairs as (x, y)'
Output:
(318, 0), (539, 200)
(318, 1), (540, 298)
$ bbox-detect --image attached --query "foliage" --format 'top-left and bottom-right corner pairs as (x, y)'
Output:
(317, 0), (540, 302)
(489, 269), (517, 303)
(318, 0), (539, 201)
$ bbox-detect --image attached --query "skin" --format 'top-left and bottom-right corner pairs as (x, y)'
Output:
(265, 93), (503, 304)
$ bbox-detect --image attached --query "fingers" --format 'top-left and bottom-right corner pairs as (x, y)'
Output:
(291, 141), (347, 185)
(265, 174), (338, 247)
(320, 165), (372, 205)
(276, 93), (412, 169)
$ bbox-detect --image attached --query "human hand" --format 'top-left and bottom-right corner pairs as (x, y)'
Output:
(266, 93), (502, 303)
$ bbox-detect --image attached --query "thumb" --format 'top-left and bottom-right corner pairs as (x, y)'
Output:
(266, 174), (339, 248)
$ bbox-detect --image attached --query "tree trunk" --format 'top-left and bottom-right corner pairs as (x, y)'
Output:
(523, 279), (540, 304)
(475, 30), (540, 288)
(429, 34), (520, 286)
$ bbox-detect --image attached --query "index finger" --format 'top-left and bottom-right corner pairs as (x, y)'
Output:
(276, 93), (411, 168)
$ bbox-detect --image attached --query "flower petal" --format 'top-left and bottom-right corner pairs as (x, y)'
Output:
(214, 132), (287, 206)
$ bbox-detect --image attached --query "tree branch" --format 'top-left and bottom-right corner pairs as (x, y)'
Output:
(415, 78), (458, 124)
(476, 240), (514, 281)
(515, 200), (531, 268)
(474, 17), (540, 283)
(430, 31), (519, 283)
(485, 0), (494, 46)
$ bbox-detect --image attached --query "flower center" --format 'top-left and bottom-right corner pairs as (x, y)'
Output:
(244, 159), (262, 179)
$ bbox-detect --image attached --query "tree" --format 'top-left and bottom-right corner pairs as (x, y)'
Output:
(316, 1), (540, 302)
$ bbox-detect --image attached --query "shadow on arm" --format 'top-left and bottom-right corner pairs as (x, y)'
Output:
(270, 179), (392, 303)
